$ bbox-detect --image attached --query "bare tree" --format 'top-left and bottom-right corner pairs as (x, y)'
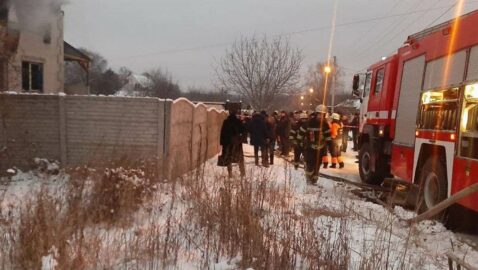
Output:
(304, 61), (348, 108)
(143, 68), (181, 99)
(216, 36), (303, 110)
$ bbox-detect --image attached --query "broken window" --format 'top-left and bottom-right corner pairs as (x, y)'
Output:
(43, 24), (52, 44)
(22, 61), (43, 92)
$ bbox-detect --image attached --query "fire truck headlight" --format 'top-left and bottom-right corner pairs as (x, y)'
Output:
(379, 126), (385, 136)
(465, 83), (478, 100)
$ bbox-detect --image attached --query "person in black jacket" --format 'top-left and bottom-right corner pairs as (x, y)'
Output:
(301, 105), (332, 184)
(220, 109), (246, 177)
(265, 114), (276, 165)
(290, 111), (308, 169)
(277, 111), (291, 156)
(350, 112), (360, 151)
(248, 111), (270, 167)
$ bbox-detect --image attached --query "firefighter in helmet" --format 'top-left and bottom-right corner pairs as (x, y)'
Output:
(301, 105), (331, 184)
(330, 113), (345, 169)
(290, 111), (308, 169)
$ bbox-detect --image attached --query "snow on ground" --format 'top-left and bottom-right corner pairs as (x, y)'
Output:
(237, 144), (478, 269)
(0, 143), (477, 269)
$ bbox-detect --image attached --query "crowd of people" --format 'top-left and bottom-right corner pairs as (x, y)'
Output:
(219, 106), (360, 183)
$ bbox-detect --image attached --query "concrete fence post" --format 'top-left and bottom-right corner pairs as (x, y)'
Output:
(162, 100), (172, 180)
(190, 105), (195, 171)
(156, 100), (165, 179)
(58, 95), (68, 166)
(0, 95), (6, 150)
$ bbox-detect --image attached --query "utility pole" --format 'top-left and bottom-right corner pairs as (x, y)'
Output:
(331, 56), (337, 113)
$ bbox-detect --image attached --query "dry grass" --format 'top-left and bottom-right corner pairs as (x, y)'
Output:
(0, 156), (434, 269)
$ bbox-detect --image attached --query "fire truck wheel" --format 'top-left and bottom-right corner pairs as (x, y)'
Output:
(359, 142), (385, 185)
(417, 158), (448, 217)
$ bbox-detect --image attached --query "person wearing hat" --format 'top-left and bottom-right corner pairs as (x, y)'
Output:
(290, 111), (308, 169)
(301, 105), (331, 184)
(220, 108), (246, 177)
(330, 113), (345, 169)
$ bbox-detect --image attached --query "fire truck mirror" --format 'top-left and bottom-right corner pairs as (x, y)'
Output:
(353, 74), (360, 91)
(352, 74), (361, 98)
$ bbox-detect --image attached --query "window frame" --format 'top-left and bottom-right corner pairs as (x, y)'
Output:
(374, 68), (385, 95)
(363, 72), (372, 98)
(21, 61), (44, 92)
(458, 82), (478, 160)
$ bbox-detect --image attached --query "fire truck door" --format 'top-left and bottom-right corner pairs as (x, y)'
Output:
(367, 67), (385, 123)
(453, 83), (478, 212)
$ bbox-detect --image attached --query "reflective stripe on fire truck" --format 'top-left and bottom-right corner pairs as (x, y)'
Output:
(366, 110), (389, 120)
(413, 138), (455, 197)
(391, 110), (397, 119)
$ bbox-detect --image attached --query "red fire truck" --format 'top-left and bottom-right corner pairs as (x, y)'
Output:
(355, 9), (478, 228)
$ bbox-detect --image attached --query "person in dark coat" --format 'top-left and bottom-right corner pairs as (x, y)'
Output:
(220, 109), (246, 177)
(301, 105), (332, 184)
(265, 114), (277, 165)
(290, 111), (308, 169)
(340, 113), (349, 152)
(350, 112), (360, 151)
(248, 111), (270, 167)
(277, 111), (291, 156)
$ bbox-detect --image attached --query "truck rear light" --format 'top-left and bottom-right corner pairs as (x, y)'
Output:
(415, 131), (419, 137)
(379, 126), (385, 136)
(450, 133), (456, 141)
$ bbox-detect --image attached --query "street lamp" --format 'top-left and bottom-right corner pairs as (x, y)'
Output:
(324, 65), (332, 74)
(300, 95), (304, 100)
(309, 88), (314, 94)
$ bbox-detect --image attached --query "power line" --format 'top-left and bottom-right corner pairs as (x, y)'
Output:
(110, 4), (462, 61)
(424, 2), (456, 28)
(350, 0), (477, 73)
(348, 0), (403, 49)
(351, 0), (428, 60)
(368, 0), (441, 55)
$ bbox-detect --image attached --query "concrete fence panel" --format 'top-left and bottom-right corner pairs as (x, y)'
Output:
(0, 93), (224, 179)
(64, 96), (161, 168)
(206, 109), (225, 159)
(167, 98), (194, 179)
(192, 104), (208, 169)
(0, 94), (61, 171)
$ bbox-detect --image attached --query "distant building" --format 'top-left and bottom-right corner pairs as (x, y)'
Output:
(116, 74), (153, 97)
(0, 1), (89, 94)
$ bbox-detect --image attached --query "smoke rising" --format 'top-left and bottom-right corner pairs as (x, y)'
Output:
(8, 0), (64, 34)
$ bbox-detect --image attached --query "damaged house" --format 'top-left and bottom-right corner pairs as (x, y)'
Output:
(0, 0), (90, 94)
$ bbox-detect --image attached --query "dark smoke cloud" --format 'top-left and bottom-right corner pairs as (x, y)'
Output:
(9, 0), (64, 34)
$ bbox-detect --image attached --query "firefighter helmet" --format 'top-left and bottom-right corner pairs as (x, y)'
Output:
(300, 111), (308, 119)
(315, 104), (327, 114)
(331, 113), (340, 121)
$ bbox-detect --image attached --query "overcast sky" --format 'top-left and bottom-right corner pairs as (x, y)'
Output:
(63, 0), (478, 91)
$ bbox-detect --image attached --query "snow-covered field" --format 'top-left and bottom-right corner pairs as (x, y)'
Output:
(0, 145), (477, 269)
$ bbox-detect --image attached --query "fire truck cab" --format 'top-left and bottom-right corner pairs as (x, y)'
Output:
(356, 9), (478, 227)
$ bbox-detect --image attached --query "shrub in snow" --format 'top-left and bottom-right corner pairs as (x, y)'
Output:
(88, 167), (154, 225)
(33, 158), (60, 175)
